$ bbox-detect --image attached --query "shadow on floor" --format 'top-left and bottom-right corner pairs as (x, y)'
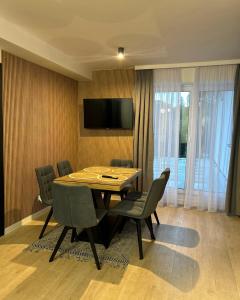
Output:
(1, 220), (200, 298)
(156, 224), (200, 247)
(131, 240), (200, 292)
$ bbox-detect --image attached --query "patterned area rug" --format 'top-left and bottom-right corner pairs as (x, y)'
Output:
(26, 222), (146, 268)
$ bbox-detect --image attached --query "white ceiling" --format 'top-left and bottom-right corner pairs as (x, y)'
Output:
(0, 0), (239, 77)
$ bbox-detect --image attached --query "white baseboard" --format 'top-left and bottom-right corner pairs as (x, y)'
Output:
(4, 206), (50, 235)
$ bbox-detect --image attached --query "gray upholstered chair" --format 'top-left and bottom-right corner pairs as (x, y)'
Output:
(57, 160), (73, 177)
(57, 160), (101, 208)
(35, 165), (56, 239)
(50, 183), (107, 270)
(110, 159), (133, 168)
(110, 159), (135, 200)
(124, 168), (170, 225)
(109, 174), (167, 259)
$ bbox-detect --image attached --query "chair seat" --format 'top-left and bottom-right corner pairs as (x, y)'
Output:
(109, 200), (145, 218)
(125, 191), (147, 202)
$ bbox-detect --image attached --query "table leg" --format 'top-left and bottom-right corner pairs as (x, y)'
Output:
(77, 190), (124, 245)
(103, 191), (112, 209)
(92, 190), (105, 208)
(91, 190), (98, 208)
(77, 215), (123, 246)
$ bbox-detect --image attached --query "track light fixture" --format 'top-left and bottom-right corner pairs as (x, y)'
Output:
(117, 47), (125, 59)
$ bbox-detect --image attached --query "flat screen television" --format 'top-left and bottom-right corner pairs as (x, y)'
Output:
(83, 98), (133, 129)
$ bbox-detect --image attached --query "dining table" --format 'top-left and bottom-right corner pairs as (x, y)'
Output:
(54, 166), (142, 208)
(54, 166), (142, 245)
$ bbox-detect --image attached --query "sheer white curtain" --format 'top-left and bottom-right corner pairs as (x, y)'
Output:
(185, 65), (237, 211)
(153, 68), (182, 206)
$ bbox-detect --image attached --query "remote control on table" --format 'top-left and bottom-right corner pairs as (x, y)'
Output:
(102, 175), (118, 179)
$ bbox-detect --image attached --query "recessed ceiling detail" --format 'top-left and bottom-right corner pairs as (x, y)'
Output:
(48, 37), (104, 57)
(0, 0), (239, 73)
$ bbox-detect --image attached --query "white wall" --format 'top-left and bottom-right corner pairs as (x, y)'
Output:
(181, 68), (195, 84)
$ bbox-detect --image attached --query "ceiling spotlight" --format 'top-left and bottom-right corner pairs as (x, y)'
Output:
(117, 47), (125, 59)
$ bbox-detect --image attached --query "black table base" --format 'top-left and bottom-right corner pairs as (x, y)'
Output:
(77, 189), (123, 246)
(76, 215), (123, 247)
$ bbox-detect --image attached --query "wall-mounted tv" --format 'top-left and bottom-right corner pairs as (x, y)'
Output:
(83, 98), (133, 129)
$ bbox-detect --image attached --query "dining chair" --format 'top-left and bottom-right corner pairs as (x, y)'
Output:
(57, 160), (101, 208)
(50, 182), (107, 270)
(35, 165), (56, 239)
(110, 159), (133, 168)
(109, 174), (167, 259)
(110, 159), (135, 200)
(124, 168), (170, 225)
(57, 160), (73, 177)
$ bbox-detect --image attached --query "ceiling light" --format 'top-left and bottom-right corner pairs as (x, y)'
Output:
(117, 47), (125, 59)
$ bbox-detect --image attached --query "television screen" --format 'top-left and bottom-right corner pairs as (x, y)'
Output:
(83, 98), (133, 129)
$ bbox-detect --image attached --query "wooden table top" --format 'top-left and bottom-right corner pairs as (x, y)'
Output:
(54, 166), (142, 191)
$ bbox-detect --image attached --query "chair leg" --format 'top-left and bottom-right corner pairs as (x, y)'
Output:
(71, 228), (77, 243)
(153, 210), (160, 225)
(145, 216), (155, 240)
(120, 191), (124, 201)
(39, 207), (53, 239)
(86, 228), (101, 270)
(135, 219), (143, 260)
(49, 226), (69, 262)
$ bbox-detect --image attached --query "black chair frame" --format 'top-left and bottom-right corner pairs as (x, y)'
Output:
(111, 215), (155, 260)
(49, 218), (108, 270)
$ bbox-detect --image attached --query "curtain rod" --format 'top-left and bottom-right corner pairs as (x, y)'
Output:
(135, 59), (240, 70)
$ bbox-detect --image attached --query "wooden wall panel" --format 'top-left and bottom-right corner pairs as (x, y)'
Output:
(78, 69), (135, 169)
(2, 52), (78, 227)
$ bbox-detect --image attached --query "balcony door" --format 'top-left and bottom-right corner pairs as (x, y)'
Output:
(153, 89), (191, 190)
(153, 65), (236, 211)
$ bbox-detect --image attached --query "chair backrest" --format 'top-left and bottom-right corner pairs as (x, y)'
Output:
(52, 183), (98, 228)
(57, 160), (73, 177)
(35, 165), (56, 206)
(161, 168), (170, 184)
(110, 159), (133, 168)
(141, 174), (167, 218)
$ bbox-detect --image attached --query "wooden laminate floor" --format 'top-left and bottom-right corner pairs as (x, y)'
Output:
(0, 207), (240, 300)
